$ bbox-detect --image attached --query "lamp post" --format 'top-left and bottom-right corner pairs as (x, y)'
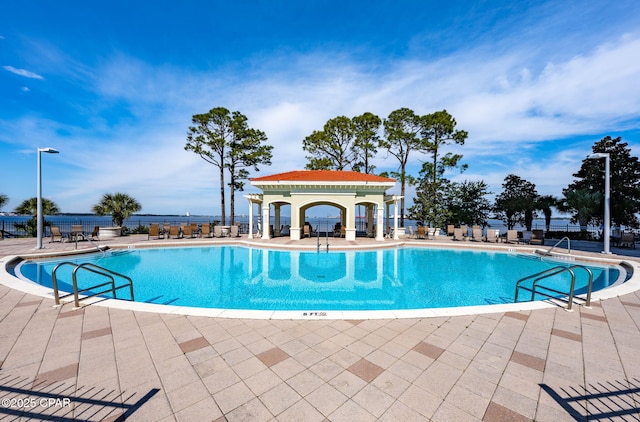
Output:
(587, 152), (610, 254)
(36, 147), (59, 249)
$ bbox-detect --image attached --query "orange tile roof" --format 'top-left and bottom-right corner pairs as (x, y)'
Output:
(251, 170), (395, 183)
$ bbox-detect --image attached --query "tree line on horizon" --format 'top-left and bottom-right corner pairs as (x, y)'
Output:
(3, 106), (639, 238)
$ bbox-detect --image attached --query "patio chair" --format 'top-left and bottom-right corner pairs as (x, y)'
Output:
(460, 225), (468, 239)
(163, 223), (171, 234)
(620, 232), (636, 249)
(213, 225), (223, 238)
(148, 224), (164, 240)
(303, 224), (311, 238)
(506, 230), (519, 244)
(182, 225), (196, 238)
(50, 226), (64, 243)
(200, 223), (212, 238)
(472, 227), (484, 241)
(407, 226), (415, 239)
(453, 227), (465, 241)
(230, 224), (239, 237)
(486, 229), (500, 243)
(71, 225), (85, 242)
(169, 225), (182, 239)
(447, 225), (455, 236)
(90, 226), (100, 240)
(530, 230), (544, 245)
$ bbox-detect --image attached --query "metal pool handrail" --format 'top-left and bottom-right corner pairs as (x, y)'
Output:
(543, 236), (571, 255)
(52, 261), (134, 308)
(514, 264), (593, 311)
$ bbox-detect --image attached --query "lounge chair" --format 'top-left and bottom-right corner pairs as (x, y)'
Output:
(71, 225), (84, 242)
(415, 226), (426, 239)
(182, 225), (195, 238)
(453, 227), (464, 241)
(91, 226), (100, 240)
(447, 225), (455, 236)
(163, 223), (171, 234)
(472, 227), (484, 241)
(407, 226), (415, 239)
(169, 225), (181, 239)
(200, 223), (211, 238)
(303, 224), (311, 238)
(506, 230), (519, 244)
(460, 225), (468, 239)
(486, 229), (500, 243)
(230, 224), (239, 237)
(427, 227), (437, 239)
(50, 226), (64, 243)
(530, 230), (544, 245)
(620, 232), (636, 249)
(148, 224), (164, 240)
(213, 225), (223, 238)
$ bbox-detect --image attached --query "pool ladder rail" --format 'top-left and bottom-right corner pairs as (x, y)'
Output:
(538, 236), (571, 256)
(514, 264), (593, 311)
(51, 262), (134, 309)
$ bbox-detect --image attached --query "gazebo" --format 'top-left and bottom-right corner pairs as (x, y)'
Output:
(246, 170), (401, 241)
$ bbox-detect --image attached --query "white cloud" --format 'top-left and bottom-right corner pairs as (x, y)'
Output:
(4, 30), (640, 214)
(3, 65), (43, 80)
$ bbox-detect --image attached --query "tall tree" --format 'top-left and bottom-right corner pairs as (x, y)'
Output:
(494, 174), (539, 230)
(416, 109), (468, 226)
(352, 112), (381, 174)
(303, 116), (356, 170)
(226, 112), (273, 225)
(381, 108), (422, 227)
(408, 166), (450, 228)
(92, 193), (141, 227)
(419, 110), (468, 185)
(565, 136), (640, 228)
(186, 107), (234, 224)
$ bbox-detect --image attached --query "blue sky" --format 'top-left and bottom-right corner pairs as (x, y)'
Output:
(1, 0), (639, 216)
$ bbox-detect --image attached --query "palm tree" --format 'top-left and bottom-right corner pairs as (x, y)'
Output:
(536, 195), (559, 233)
(14, 197), (60, 236)
(0, 194), (8, 211)
(560, 189), (601, 231)
(92, 193), (141, 228)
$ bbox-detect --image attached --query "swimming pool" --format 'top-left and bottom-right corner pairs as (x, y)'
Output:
(15, 245), (620, 312)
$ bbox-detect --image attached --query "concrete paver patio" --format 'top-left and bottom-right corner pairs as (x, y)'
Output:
(1, 234), (640, 420)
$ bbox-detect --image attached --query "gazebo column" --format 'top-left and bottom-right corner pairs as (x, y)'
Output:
(274, 204), (281, 236)
(345, 207), (356, 241)
(376, 207), (384, 241)
(290, 207), (302, 240)
(393, 198), (399, 240)
(367, 205), (374, 237)
(248, 200), (254, 238)
(261, 204), (270, 240)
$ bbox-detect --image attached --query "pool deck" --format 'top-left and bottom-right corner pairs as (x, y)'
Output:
(1, 234), (640, 420)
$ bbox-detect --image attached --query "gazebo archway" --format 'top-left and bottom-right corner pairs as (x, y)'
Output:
(247, 170), (399, 241)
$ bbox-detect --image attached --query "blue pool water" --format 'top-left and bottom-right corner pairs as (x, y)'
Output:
(16, 246), (619, 311)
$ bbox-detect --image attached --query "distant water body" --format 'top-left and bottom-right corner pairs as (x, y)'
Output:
(0, 214), (583, 236)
